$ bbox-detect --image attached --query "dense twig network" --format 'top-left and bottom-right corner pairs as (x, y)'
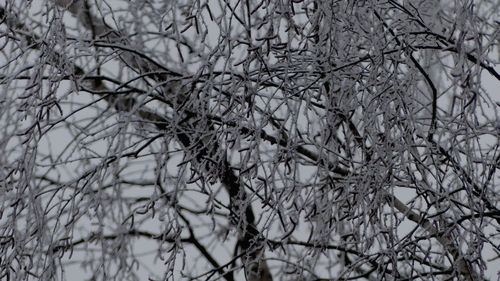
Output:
(0, 0), (499, 280)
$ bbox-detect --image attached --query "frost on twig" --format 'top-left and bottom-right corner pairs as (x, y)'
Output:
(1, 1), (499, 281)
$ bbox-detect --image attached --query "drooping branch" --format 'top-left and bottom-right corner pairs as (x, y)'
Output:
(7, 2), (270, 279)
(2, 2), (499, 280)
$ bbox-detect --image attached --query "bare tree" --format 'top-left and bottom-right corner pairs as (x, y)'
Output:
(1, 0), (500, 280)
